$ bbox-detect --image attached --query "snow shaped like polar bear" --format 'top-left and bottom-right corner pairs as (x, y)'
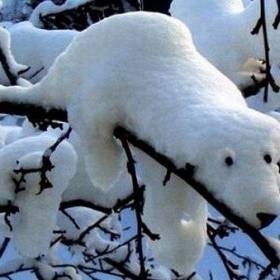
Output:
(1, 11), (280, 275)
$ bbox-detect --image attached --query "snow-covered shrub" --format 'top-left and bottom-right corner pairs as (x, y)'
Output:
(0, 25), (30, 86)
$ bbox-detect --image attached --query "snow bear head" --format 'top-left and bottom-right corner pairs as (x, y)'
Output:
(184, 106), (280, 229)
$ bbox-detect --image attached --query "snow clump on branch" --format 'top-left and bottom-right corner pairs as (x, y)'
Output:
(0, 134), (77, 257)
(0, 21), (77, 84)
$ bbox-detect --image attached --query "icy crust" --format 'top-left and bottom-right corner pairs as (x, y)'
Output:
(170, 0), (280, 109)
(0, 134), (77, 257)
(30, 0), (93, 28)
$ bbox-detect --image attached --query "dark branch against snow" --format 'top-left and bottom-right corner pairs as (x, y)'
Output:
(251, 0), (280, 102)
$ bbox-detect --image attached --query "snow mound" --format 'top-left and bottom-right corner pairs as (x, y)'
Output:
(0, 134), (77, 257)
(2, 21), (77, 84)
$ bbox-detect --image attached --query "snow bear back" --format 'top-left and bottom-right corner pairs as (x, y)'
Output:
(36, 11), (246, 110)
(0, 12), (246, 112)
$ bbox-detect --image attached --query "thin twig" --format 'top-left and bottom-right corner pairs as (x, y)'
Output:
(118, 135), (147, 279)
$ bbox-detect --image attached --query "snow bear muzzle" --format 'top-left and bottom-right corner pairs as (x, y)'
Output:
(256, 212), (277, 229)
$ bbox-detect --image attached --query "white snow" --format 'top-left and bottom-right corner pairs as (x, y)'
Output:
(57, 207), (105, 241)
(138, 151), (207, 276)
(0, 21), (77, 84)
(246, 63), (280, 112)
(1, 11), (280, 275)
(170, 0), (280, 104)
(0, 124), (21, 147)
(0, 134), (77, 257)
(0, 258), (35, 275)
(0, 25), (29, 85)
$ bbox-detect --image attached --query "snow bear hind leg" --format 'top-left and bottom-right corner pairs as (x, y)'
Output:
(138, 152), (207, 277)
(83, 136), (126, 192)
(69, 101), (126, 192)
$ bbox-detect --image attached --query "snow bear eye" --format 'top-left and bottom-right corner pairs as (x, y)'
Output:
(225, 156), (234, 167)
(277, 162), (280, 173)
(264, 154), (272, 164)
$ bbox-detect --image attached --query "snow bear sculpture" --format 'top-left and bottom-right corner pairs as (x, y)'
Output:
(1, 12), (280, 276)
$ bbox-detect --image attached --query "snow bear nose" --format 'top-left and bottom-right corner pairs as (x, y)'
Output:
(257, 212), (277, 228)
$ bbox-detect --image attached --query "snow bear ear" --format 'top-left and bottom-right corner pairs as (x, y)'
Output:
(222, 148), (236, 167)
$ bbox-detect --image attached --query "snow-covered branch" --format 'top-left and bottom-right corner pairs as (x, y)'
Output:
(0, 101), (66, 129)
(0, 27), (29, 86)
(30, 0), (139, 30)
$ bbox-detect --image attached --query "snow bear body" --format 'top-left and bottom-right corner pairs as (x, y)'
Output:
(1, 12), (280, 276)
